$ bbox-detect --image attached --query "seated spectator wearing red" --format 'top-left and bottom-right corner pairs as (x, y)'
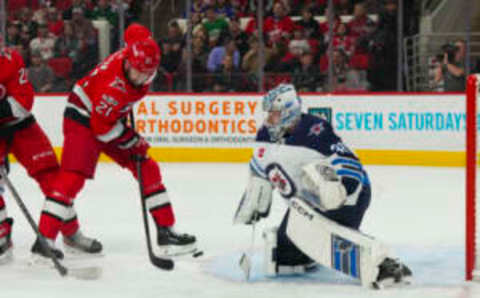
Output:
(332, 23), (355, 56)
(47, 7), (65, 37)
(347, 2), (376, 38)
(245, 2), (294, 44)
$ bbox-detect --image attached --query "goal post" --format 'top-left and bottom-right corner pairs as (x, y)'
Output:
(466, 74), (480, 281)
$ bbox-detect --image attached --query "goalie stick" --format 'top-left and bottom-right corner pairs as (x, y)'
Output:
(129, 112), (174, 270)
(0, 167), (101, 280)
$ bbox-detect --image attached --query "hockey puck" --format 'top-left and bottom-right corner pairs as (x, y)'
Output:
(193, 251), (204, 258)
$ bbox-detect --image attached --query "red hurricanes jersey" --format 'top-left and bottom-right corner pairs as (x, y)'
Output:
(70, 48), (152, 142)
(0, 48), (35, 126)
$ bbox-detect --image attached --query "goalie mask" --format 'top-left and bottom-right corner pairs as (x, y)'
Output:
(262, 84), (302, 142)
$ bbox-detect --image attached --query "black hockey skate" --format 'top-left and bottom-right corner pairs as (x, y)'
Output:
(31, 237), (64, 261)
(372, 257), (412, 289)
(156, 225), (197, 257)
(63, 230), (103, 255)
(0, 218), (13, 264)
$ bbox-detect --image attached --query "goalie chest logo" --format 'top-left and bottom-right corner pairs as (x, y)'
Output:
(266, 163), (296, 198)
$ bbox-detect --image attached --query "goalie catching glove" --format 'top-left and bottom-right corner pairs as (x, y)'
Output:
(233, 175), (273, 225)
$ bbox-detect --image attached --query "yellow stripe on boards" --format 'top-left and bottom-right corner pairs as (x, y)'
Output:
(7, 147), (469, 167)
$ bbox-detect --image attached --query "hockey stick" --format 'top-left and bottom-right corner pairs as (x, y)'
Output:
(129, 112), (174, 270)
(0, 167), (101, 280)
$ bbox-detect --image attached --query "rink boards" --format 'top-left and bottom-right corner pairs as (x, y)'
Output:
(25, 92), (467, 166)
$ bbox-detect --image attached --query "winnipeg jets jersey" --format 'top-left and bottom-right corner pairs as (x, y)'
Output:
(251, 113), (369, 206)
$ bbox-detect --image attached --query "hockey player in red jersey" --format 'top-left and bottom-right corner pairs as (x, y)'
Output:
(33, 24), (197, 260)
(0, 40), (94, 263)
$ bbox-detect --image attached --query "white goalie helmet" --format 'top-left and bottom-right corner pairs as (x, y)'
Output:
(262, 84), (302, 141)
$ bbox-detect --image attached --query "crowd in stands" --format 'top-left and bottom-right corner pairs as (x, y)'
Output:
(3, 0), (404, 93)
(153, 0), (402, 92)
(5, 0), (142, 92)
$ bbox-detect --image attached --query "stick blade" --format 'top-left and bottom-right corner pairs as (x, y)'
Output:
(239, 253), (251, 281)
(150, 255), (174, 270)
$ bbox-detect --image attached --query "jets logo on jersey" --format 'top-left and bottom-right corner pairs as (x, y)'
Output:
(266, 163), (296, 198)
(308, 123), (325, 136)
(110, 77), (127, 93)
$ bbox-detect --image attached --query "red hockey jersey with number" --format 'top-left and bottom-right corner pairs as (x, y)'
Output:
(0, 48), (35, 126)
(70, 48), (152, 143)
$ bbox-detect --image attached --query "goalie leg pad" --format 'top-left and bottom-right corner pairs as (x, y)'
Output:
(286, 198), (389, 287)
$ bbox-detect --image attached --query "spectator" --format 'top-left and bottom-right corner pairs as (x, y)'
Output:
(186, 0), (208, 17)
(111, 0), (142, 26)
(229, 17), (249, 57)
(32, 3), (49, 25)
(207, 36), (240, 72)
(213, 55), (241, 92)
(29, 24), (56, 61)
(5, 22), (21, 47)
(165, 21), (185, 47)
(18, 8), (38, 40)
(159, 39), (183, 79)
(54, 21), (80, 60)
(292, 52), (322, 91)
(27, 51), (55, 93)
(47, 7), (65, 37)
(70, 13), (98, 79)
(263, 2), (295, 44)
(434, 40), (467, 92)
(347, 2), (376, 39)
(89, 0), (119, 28)
(332, 23), (355, 56)
(63, 0), (90, 20)
(216, 0), (235, 19)
(326, 49), (362, 91)
(242, 35), (272, 74)
(191, 12), (205, 36)
(287, 27), (311, 62)
(203, 6), (229, 40)
(296, 6), (320, 39)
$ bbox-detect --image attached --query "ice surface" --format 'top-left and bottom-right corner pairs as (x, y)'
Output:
(2, 163), (480, 298)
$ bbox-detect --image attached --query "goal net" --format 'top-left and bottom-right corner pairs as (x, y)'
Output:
(466, 74), (480, 281)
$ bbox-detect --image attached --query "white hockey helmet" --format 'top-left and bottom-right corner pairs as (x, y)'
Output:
(262, 84), (302, 141)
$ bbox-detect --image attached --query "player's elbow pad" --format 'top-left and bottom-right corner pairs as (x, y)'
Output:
(301, 161), (347, 211)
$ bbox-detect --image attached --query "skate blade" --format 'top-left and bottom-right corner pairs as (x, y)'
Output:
(28, 253), (54, 267)
(372, 276), (412, 290)
(63, 244), (105, 259)
(28, 253), (102, 280)
(156, 243), (197, 257)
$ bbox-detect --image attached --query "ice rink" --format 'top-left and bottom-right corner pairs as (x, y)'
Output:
(2, 162), (480, 298)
